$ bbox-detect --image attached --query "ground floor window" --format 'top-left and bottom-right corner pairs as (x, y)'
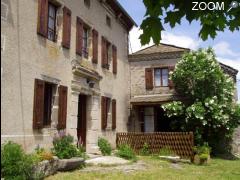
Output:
(43, 82), (54, 126)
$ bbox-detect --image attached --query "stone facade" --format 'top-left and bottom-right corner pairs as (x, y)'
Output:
(1, 0), (135, 153)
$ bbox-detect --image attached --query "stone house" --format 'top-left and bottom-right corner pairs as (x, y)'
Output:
(128, 44), (239, 134)
(1, 0), (136, 153)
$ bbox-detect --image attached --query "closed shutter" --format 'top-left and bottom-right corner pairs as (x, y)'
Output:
(92, 29), (98, 64)
(101, 96), (107, 130)
(101, 36), (107, 68)
(37, 0), (48, 37)
(33, 79), (45, 129)
(145, 68), (153, 90)
(58, 85), (68, 129)
(112, 45), (117, 74)
(112, 99), (116, 130)
(62, 7), (71, 49)
(168, 66), (175, 89)
(76, 17), (83, 55)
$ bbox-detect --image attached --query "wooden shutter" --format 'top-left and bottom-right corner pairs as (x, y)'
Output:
(101, 36), (107, 68)
(62, 7), (71, 49)
(37, 0), (48, 37)
(92, 29), (98, 64)
(33, 79), (45, 129)
(76, 17), (83, 56)
(112, 45), (117, 74)
(145, 68), (153, 90)
(112, 99), (116, 130)
(101, 96), (107, 130)
(168, 66), (175, 89)
(58, 85), (68, 129)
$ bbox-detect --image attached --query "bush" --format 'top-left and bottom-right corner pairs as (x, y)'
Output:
(158, 146), (176, 156)
(35, 146), (54, 161)
(1, 141), (38, 179)
(52, 134), (79, 159)
(140, 143), (150, 156)
(97, 137), (112, 156)
(116, 144), (137, 161)
(193, 142), (211, 155)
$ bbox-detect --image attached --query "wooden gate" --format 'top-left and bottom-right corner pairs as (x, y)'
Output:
(116, 132), (194, 159)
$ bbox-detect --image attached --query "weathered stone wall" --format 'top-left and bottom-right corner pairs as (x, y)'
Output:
(130, 58), (178, 97)
(232, 127), (240, 156)
(1, 0), (130, 153)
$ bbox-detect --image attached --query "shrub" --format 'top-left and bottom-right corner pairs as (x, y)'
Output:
(199, 153), (209, 160)
(52, 134), (79, 159)
(193, 142), (211, 155)
(116, 144), (137, 161)
(158, 146), (176, 156)
(97, 137), (112, 156)
(1, 141), (37, 179)
(35, 146), (54, 161)
(140, 143), (150, 156)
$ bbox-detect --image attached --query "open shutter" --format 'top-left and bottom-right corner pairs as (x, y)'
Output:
(101, 37), (107, 68)
(112, 99), (116, 130)
(76, 17), (83, 55)
(112, 45), (117, 74)
(101, 96), (107, 130)
(58, 85), (68, 129)
(37, 0), (48, 37)
(62, 7), (71, 49)
(168, 66), (175, 89)
(33, 79), (45, 129)
(92, 29), (98, 64)
(145, 68), (153, 90)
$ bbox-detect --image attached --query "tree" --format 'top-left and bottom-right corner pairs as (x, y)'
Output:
(162, 48), (240, 154)
(140, 0), (240, 45)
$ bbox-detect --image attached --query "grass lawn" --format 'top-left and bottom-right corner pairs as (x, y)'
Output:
(46, 156), (240, 180)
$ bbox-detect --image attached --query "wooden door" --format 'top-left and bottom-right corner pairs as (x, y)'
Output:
(77, 95), (87, 147)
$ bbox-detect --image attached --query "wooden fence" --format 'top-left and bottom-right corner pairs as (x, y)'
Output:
(116, 132), (194, 159)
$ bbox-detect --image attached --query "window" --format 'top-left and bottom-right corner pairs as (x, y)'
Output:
(82, 26), (89, 58)
(106, 15), (111, 27)
(84, 0), (90, 7)
(43, 82), (53, 126)
(47, 3), (57, 41)
(106, 41), (111, 66)
(154, 68), (169, 87)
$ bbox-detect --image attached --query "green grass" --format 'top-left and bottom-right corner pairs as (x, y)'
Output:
(46, 156), (240, 180)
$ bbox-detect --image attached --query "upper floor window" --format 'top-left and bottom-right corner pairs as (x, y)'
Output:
(47, 3), (57, 41)
(154, 68), (169, 87)
(84, 0), (90, 8)
(82, 26), (89, 58)
(106, 15), (111, 27)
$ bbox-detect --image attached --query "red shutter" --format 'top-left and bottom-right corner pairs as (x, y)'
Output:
(101, 37), (107, 68)
(101, 96), (107, 130)
(168, 66), (175, 89)
(112, 45), (117, 74)
(37, 0), (48, 37)
(92, 29), (98, 64)
(112, 99), (116, 130)
(62, 7), (71, 49)
(145, 68), (153, 90)
(58, 85), (68, 129)
(76, 17), (83, 56)
(33, 79), (45, 129)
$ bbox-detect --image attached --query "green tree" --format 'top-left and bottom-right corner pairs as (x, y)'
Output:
(162, 48), (240, 154)
(140, 0), (240, 45)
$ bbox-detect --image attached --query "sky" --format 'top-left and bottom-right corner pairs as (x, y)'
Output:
(118, 0), (240, 102)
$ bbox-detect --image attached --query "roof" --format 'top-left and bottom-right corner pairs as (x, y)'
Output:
(103, 0), (137, 31)
(130, 94), (186, 105)
(130, 43), (190, 56)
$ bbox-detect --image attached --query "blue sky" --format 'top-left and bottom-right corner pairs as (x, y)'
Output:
(118, 0), (240, 102)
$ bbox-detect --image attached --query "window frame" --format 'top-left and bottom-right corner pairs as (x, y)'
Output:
(154, 68), (169, 87)
(82, 26), (89, 58)
(47, 2), (57, 42)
